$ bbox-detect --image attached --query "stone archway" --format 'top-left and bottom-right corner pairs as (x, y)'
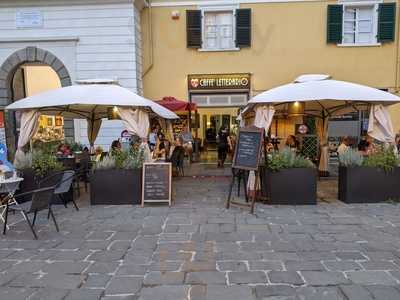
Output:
(0, 47), (72, 156)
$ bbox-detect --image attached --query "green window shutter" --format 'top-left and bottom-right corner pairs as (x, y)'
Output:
(236, 8), (251, 47)
(378, 3), (396, 42)
(186, 10), (202, 48)
(327, 5), (343, 44)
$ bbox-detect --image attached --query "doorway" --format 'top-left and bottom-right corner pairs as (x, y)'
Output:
(0, 47), (72, 158)
(11, 64), (63, 146)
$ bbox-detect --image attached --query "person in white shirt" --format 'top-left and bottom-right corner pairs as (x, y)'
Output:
(337, 136), (350, 156)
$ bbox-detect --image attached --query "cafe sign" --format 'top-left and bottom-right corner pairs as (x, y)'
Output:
(188, 73), (250, 90)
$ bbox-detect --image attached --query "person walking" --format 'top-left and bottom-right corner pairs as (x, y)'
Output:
(217, 126), (231, 168)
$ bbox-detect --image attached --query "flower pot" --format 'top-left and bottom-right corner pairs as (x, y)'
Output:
(90, 168), (142, 205)
(338, 166), (400, 203)
(261, 167), (317, 205)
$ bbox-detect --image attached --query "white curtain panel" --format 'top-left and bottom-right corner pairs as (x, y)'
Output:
(248, 105), (276, 193)
(14, 109), (40, 164)
(368, 104), (395, 143)
(167, 120), (174, 142)
(236, 113), (245, 128)
(254, 105), (275, 133)
(87, 118), (102, 147)
(118, 107), (150, 139)
(315, 118), (329, 173)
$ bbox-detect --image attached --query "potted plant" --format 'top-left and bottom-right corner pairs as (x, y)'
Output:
(338, 147), (400, 203)
(15, 150), (64, 203)
(90, 148), (144, 205)
(261, 149), (317, 205)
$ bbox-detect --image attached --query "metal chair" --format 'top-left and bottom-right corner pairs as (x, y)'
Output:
(3, 186), (59, 239)
(40, 171), (79, 213)
(74, 158), (90, 196)
(170, 146), (185, 177)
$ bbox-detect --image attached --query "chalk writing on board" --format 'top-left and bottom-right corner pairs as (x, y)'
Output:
(142, 163), (171, 204)
(233, 128), (263, 170)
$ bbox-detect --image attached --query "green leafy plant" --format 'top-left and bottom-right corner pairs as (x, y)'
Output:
(32, 140), (60, 155)
(94, 148), (144, 171)
(93, 155), (116, 170)
(363, 145), (400, 172)
(266, 148), (315, 172)
(31, 150), (64, 178)
(123, 148), (144, 170)
(110, 149), (129, 169)
(339, 148), (364, 167)
(65, 141), (84, 152)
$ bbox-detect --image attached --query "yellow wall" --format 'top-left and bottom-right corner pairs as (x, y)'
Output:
(142, 0), (400, 134)
(23, 65), (61, 96)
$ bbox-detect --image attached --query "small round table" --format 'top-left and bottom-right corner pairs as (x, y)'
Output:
(0, 177), (24, 227)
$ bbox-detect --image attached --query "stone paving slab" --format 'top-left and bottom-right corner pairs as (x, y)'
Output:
(1, 177), (400, 299)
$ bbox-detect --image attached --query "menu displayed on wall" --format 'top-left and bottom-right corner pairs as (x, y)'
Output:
(188, 73), (251, 91)
(142, 163), (172, 206)
(232, 126), (264, 171)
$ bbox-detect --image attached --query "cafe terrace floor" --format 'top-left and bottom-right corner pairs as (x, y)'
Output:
(0, 165), (400, 300)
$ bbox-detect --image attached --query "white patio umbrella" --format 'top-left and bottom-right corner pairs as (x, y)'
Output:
(246, 74), (400, 173)
(6, 84), (179, 161)
(6, 84), (178, 120)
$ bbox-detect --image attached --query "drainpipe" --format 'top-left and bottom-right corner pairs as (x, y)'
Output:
(142, 0), (154, 77)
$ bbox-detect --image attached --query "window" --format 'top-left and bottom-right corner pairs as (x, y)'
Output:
(186, 8), (251, 49)
(203, 11), (234, 50)
(343, 5), (377, 44)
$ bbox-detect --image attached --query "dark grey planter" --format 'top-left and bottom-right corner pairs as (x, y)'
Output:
(338, 166), (400, 203)
(17, 168), (73, 204)
(90, 168), (142, 205)
(261, 167), (317, 205)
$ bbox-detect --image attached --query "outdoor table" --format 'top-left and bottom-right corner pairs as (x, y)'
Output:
(0, 176), (24, 228)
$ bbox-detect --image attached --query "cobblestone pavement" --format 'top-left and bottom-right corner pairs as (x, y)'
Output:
(1, 177), (400, 299)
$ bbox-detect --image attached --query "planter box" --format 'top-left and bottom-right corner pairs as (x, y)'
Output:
(90, 169), (142, 205)
(339, 166), (400, 203)
(261, 167), (317, 205)
(17, 169), (73, 204)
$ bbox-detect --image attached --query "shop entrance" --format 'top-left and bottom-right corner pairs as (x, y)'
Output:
(0, 47), (72, 157)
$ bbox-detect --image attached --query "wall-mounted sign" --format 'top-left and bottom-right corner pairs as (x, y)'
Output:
(188, 73), (250, 91)
(297, 124), (308, 135)
(16, 10), (43, 28)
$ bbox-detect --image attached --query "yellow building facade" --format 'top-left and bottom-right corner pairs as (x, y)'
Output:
(141, 0), (400, 142)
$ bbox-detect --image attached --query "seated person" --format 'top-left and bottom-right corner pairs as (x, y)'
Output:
(153, 133), (167, 161)
(94, 146), (103, 162)
(168, 137), (185, 168)
(180, 125), (193, 162)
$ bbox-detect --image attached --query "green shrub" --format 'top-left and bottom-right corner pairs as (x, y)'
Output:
(266, 148), (315, 172)
(32, 140), (60, 155)
(94, 148), (144, 171)
(339, 148), (364, 167)
(363, 145), (400, 172)
(31, 150), (64, 178)
(123, 148), (144, 170)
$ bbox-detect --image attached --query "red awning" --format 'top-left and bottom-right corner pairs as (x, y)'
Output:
(156, 96), (197, 112)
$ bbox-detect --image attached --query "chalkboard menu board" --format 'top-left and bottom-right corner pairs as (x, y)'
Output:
(142, 162), (172, 206)
(232, 126), (264, 171)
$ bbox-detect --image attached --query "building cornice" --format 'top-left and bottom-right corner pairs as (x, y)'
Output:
(150, 0), (323, 7)
(0, 0), (133, 8)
